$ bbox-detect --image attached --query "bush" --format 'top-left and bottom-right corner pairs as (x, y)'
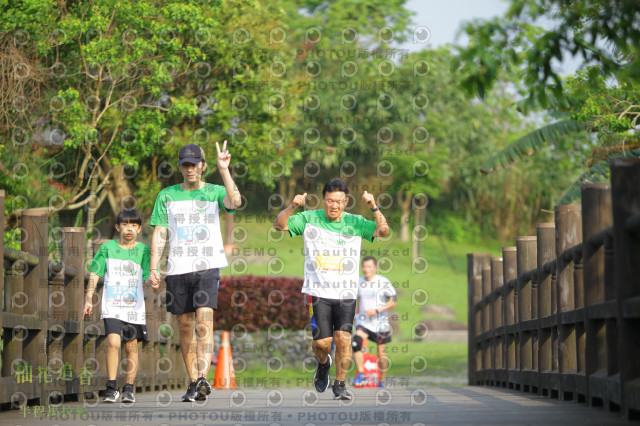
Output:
(216, 275), (308, 331)
(430, 213), (483, 243)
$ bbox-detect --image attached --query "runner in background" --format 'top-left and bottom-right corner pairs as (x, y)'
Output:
(352, 256), (397, 388)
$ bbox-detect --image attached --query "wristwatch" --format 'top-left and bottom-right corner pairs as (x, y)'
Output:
(370, 206), (380, 212)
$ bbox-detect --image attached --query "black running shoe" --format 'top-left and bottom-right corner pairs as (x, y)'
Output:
(103, 380), (120, 403)
(182, 380), (198, 402)
(313, 354), (332, 393)
(122, 383), (135, 403)
(332, 379), (352, 400)
(195, 376), (212, 401)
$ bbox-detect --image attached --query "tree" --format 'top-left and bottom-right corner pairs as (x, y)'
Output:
(453, 0), (640, 205)
(1, 0), (218, 254)
(1, 0), (293, 253)
(453, 0), (640, 106)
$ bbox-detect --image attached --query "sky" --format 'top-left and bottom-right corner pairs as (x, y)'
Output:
(399, 0), (509, 51)
(399, 0), (583, 75)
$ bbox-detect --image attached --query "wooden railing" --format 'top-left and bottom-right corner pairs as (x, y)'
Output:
(468, 158), (640, 420)
(0, 189), (187, 409)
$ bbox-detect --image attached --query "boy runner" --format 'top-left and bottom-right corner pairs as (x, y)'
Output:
(83, 209), (152, 403)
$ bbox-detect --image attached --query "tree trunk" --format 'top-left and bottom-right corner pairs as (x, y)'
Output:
(411, 203), (423, 261)
(287, 176), (297, 201)
(98, 159), (134, 218)
(398, 191), (411, 243)
(225, 212), (234, 250)
(112, 164), (134, 209)
(86, 173), (98, 260)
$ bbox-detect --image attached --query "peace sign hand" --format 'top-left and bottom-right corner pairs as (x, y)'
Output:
(216, 140), (231, 170)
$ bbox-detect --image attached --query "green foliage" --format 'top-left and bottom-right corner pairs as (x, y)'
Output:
(453, 0), (640, 107)
(480, 119), (584, 172)
(454, 1), (640, 216)
(565, 67), (640, 142)
(431, 215), (481, 243)
(558, 148), (640, 204)
(0, 0), (598, 246)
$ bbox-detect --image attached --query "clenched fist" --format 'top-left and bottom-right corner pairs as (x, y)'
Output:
(292, 193), (307, 208)
(362, 190), (376, 209)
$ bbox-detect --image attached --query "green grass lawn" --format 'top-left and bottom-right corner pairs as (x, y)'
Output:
(205, 213), (500, 386)
(210, 341), (468, 387)
(225, 214), (501, 335)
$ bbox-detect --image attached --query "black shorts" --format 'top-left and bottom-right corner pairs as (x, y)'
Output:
(165, 268), (220, 315)
(357, 325), (392, 345)
(309, 295), (357, 340)
(103, 318), (148, 343)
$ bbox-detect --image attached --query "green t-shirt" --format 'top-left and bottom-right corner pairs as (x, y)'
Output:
(88, 239), (150, 324)
(288, 209), (376, 300)
(149, 183), (235, 275)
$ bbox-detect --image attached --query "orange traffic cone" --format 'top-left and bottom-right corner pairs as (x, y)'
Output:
(214, 331), (236, 389)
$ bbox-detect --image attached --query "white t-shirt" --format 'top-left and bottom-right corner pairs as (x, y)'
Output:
(287, 209), (376, 300)
(88, 240), (150, 325)
(150, 183), (235, 275)
(355, 274), (396, 333)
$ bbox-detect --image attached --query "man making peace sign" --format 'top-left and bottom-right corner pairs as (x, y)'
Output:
(149, 141), (241, 402)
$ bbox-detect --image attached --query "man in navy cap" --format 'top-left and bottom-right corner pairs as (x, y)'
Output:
(149, 141), (241, 401)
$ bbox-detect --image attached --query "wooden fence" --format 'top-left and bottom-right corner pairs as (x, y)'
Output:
(0, 189), (188, 409)
(467, 158), (640, 419)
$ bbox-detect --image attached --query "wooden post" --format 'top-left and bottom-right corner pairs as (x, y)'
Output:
(482, 266), (492, 337)
(62, 227), (86, 396)
(503, 247), (517, 326)
(581, 183), (612, 304)
(0, 190), (4, 334)
(467, 253), (491, 385)
(2, 259), (25, 378)
(537, 223), (556, 319)
(482, 266), (492, 382)
(21, 208), (49, 401)
(517, 236), (537, 392)
(537, 222), (556, 396)
(604, 231), (618, 410)
(502, 246), (517, 388)
(517, 236), (537, 323)
(610, 158), (640, 418)
(555, 204), (582, 401)
(581, 183), (612, 407)
(491, 257), (504, 385)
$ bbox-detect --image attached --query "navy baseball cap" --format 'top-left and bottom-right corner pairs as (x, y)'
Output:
(178, 144), (205, 165)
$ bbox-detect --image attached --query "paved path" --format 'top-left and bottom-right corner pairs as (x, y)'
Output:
(0, 386), (629, 425)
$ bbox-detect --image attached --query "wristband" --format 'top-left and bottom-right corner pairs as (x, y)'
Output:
(375, 309), (379, 314)
(370, 206), (380, 212)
